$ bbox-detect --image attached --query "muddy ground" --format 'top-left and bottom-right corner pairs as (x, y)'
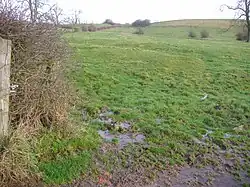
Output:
(61, 165), (250, 187)
(60, 109), (250, 187)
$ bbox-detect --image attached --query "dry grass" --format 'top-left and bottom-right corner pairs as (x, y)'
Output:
(0, 1), (74, 186)
(0, 127), (40, 187)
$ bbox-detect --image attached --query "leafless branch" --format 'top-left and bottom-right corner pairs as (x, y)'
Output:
(221, 0), (250, 42)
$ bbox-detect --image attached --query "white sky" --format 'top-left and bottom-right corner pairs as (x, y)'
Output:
(55, 0), (238, 24)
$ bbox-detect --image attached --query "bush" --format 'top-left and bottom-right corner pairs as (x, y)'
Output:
(132, 19), (151, 27)
(103, 19), (115, 25)
(81, 25), (89, 32)
(200, 30), (209, 38)
(236, 31), (248, 41)
(133, 28), (144, 35)
(0, 1), (73, 186)
(188, 30), (197, 38)
(73, 27), (81, 32)
(88, 25), (97, 32)
(60, 24), (73, 29)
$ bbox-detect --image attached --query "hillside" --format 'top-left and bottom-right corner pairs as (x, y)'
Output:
(152, 19), (242, 29)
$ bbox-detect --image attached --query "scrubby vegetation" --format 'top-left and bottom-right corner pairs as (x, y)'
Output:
(200, 30), (209, 38)
(81, 25), (89, 32)
(236, 31), (248, 41)
(132, 19), (151, 27)
(103, 19), (115, 25)
(88, 24), (97, 32)
(0, 0), (80, 186)
(188, 30), (197, 38)
(133, 27), (144, 35)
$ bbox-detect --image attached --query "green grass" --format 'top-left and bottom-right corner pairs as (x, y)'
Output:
(39, 151), (91, 184)
(41, 21), (250, 184)
(36, 127), (101, 184)
(67, 27), (249, 133)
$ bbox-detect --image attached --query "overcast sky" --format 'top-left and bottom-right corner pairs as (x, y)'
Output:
(55, 0), (238, 24)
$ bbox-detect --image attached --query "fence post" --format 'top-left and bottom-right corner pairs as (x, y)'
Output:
(0, 37), (11, 140)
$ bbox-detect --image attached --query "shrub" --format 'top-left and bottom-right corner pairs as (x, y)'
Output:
(188, 30), (197, 38)
(60, 24), (73, 29)
(133, 28), (144, 35)
(88, 25), (97, 32)
(0, 1), (73, 186)
(73, 27), (80, 32)
(200, 30), (209, 38)
(236, 31), (248, 41)
(103, 19), (115, 25)
(81, 25), (89, 32)
(132, 19), (151, 27)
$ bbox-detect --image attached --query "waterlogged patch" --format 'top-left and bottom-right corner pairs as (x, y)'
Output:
(98, 130), (145, 149)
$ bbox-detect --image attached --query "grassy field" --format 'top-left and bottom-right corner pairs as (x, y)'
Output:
(39, 20), (250, 185)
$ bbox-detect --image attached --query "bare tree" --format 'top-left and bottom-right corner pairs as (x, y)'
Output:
(71, 9), (82, 24)
(52, 4), (63, 25)
(18, 0), (62, 24)
(221, 0), (250, 42)
(20, 0), (46, 23)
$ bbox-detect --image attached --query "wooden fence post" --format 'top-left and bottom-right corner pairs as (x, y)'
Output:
(0, 37), (11, 139)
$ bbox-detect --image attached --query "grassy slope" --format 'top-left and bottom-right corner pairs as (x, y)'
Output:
(40, 20), (250, 184)
(152, 19), (236, 28)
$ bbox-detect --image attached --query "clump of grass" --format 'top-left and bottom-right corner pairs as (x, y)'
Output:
(39, 151), (91, 184)
(36, 127), (101, 184)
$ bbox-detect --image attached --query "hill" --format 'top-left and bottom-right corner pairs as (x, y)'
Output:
(152, 19), (242, 29)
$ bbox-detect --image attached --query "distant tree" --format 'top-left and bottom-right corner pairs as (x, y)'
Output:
(221, 0), (250, 42)
(132, 19), (151, 27)
(71, 9), (82, 24)
(51, 4), (63, 25)
(200, 30), (209, 38)
(103, 19), (115, 25)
